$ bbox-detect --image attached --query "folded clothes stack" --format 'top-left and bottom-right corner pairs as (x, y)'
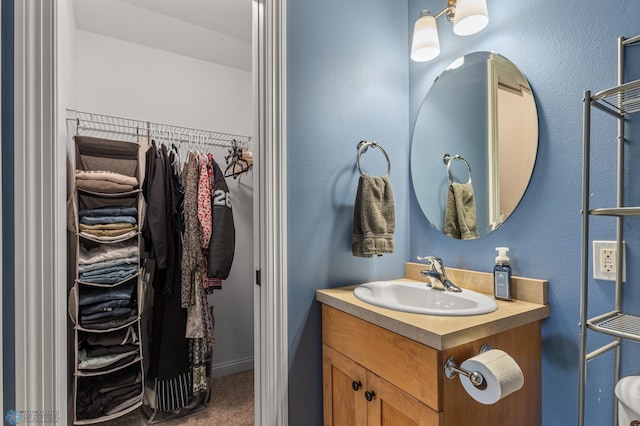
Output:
(78, 281), (136, 330)
(75, 169), (139, 194)
(72, 139), (144, 422)
(86, 325), (138, 346)
(78, 240), (139, 284)
(78, 346), (139, 372)
(76, 364), (143, 419)
(78, 206), (139, 242)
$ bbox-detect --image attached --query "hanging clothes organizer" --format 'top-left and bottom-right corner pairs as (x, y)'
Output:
(66, 110), (251, 425)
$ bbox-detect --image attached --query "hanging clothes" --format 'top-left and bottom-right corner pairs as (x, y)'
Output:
(181, 152), (203, 309)
(180, 153), (208, 394)
(199, 154), (216, 353)
(181, 152), (217, 393)
(141, 142), (192, 412)
(140, 136), (239, 412)
(198, 153), (221, 293)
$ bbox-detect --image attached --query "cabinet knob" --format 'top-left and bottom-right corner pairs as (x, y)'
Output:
(365, 390), (375, 402)
(351, 381), (362, 391)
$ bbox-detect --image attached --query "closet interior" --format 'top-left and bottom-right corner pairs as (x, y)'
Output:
(63, 1), (255, 424)
(67, 111), (253, 424)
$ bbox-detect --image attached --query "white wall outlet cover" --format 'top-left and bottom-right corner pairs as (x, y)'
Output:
(592, 240), (626, 282)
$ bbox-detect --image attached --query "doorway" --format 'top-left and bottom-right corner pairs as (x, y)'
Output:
(66, 0), (254, 423)
(8, 0), (288, 424)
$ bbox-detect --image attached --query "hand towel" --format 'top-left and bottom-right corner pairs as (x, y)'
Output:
(352, 174), (395, 257)
(444, 182), (480, 240)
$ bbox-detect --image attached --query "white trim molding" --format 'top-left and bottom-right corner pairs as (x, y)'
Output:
(211, 357), (255, 379)
(13, 0), (66, 422)
(253, 0), (288, 424)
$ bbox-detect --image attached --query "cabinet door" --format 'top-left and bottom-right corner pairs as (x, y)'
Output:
(323, 344), (368, 426)
(367, 372), (441, 426)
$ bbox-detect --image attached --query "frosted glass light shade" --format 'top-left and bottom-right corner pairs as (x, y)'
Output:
(453, 0), (489, 36)
(411, 13), (440, 62)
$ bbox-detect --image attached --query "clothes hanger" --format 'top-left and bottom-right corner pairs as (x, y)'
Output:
(197, 134), (206, 157)
(163, 130), (179, 170)
(194, 133), (201, 159)
(224, 140), (252, 179)
(189, 133), (203, 164)
(171, 131), (181, 169)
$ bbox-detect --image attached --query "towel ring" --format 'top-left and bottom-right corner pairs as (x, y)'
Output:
(357, 140), (391, 178)
(443, 153), (472, 185)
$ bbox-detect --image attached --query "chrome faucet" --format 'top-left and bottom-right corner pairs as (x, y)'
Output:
(419, 256), (462, 292)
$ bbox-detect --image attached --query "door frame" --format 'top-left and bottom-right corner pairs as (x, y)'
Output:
(10, 0), (289, 424)
(12, 0), (66, 421)
(253, 0), (288, 424)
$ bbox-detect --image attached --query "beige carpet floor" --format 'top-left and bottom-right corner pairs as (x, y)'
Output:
(102, 370), (254, 426)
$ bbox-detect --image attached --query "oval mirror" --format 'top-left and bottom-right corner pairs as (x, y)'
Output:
(411, 52), (538, 239)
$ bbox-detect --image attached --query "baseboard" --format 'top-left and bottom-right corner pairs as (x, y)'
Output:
(211, 356), (254, 379)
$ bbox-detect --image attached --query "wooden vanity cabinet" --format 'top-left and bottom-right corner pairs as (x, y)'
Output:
(321, 305), (542, 426)
(323, 345), (368, 426)
(323, 344), (438, 426)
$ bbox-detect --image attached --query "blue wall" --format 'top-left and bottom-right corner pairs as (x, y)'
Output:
(287, 0), (409, 423)
(288, 0), (640, 424)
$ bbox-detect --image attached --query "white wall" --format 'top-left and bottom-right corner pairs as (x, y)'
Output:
(73, 30), (251, 136)
(72, 29), (254, 377)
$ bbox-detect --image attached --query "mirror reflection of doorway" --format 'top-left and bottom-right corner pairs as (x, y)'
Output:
(496, 81), (537, 225)
(487, 53), (539, 230)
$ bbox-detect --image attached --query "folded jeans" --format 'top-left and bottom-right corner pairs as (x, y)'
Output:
(79, 206), (138, 218)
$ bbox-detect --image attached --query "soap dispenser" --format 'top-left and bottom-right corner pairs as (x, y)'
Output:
(494, 247), (512, 301)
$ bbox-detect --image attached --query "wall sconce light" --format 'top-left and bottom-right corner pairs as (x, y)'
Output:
(411, 0), (489, 62)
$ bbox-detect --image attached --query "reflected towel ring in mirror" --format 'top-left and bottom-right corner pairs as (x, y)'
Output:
(443, 153), (472, 184)
(357, 140), (391, 178)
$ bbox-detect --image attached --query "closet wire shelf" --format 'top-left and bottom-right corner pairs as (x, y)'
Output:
(68, 110), (252, 148)
(587, 311), (640, 343)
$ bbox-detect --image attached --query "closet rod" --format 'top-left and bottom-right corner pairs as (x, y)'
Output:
(67, 109), (251, 148)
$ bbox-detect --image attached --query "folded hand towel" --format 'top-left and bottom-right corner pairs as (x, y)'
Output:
(444, 182), (480, 240)
(352, 174), (395, 257)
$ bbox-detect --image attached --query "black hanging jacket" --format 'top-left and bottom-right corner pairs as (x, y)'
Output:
(207, 158), (235, 279)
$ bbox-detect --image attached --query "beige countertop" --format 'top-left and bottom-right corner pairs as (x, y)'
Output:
(315, 263), (551, 351)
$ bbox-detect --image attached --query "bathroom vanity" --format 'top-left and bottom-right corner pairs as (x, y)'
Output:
(316, 262), (550, 426)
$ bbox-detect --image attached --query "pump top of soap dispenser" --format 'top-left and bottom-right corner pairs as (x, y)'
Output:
(495, 247), (510, 266)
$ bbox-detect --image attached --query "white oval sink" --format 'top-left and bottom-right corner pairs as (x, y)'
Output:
(353, 280), (498, 316)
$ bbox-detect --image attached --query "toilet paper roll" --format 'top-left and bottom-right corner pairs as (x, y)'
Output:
(459, 349), (524, 405)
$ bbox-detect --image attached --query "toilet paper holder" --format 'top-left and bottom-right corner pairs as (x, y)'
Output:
(444, 343), (491, 390)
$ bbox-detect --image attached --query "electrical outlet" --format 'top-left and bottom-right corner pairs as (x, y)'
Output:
(600, 248), (616, 273)
(593, 240), (626, 282)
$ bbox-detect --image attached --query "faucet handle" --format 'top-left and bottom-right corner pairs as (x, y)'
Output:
(418, 255), (445, 273)
(418, 256), (461, 292)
